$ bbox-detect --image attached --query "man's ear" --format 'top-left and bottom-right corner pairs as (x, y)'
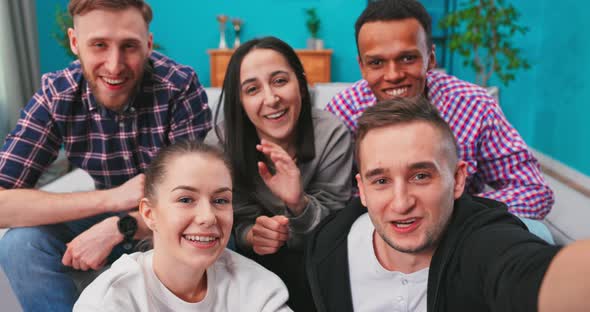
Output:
(67, 28), (79, 56)
(139, 198), (157, 232)
(427, 43), (437, 71)
(453, 160), (467, 199)
(147, 32), (154, 53)
(356, 173), (368, 207)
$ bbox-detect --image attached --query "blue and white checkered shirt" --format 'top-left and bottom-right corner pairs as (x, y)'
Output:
(0, 51), (211, 190)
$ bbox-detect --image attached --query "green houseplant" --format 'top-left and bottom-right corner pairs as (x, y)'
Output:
(52, 5), (76, 59)
(51, 4), (163, 60)
(439, 0), (530, 87)
(304, 8), (323, 49)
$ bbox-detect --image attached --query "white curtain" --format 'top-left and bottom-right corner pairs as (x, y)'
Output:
(0, 0), (40, 141)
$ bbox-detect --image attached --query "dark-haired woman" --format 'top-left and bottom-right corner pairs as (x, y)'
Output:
(205, 36), (353, 310)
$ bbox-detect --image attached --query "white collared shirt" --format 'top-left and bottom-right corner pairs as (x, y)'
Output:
(348, 213), (428, 312)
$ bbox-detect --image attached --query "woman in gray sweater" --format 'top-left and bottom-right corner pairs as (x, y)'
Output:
(206, 36), (352, 311)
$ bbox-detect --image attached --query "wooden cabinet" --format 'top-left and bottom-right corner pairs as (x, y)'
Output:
(207, 49), (332, 87)
(208, 49), (234, 88)
(296, 50), (332, 85)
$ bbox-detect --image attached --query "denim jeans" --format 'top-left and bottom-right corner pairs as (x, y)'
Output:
(519, 217), (555, 244)
(0, 213), (130, 312)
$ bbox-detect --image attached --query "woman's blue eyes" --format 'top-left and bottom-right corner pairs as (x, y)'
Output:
(178, 197), (193, 204)
(177, 197), (230, 205)
(213, 198), (230, 205)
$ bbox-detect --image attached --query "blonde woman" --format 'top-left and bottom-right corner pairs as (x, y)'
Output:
(74, 141), (291, 312)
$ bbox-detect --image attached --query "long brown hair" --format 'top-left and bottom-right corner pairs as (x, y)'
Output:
(214, 36), (315, 194)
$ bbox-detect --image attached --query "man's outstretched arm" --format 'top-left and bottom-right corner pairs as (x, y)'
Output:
(0, 174), (145, 228)
(538, 240), (590, 312)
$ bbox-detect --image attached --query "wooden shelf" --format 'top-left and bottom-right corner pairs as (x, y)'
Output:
(207, 49), (333, 87)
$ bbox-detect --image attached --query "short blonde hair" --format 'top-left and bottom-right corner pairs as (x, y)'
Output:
(68, 0), (153, 25)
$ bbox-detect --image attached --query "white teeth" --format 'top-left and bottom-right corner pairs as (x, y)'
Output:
(265, 110), (286, 119)
(385, 87), (408, 97)
(184, 235), (217, 242)
(394, 218), (416, 228)
(103, 77), (124, 85)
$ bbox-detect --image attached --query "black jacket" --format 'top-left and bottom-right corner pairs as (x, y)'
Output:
(305, 195), (561, 312)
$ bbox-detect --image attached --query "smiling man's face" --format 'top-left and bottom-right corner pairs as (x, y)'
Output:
(68, 7), (153, 111)
(357, 18), (435, 101)
(356, 122), (466, 258)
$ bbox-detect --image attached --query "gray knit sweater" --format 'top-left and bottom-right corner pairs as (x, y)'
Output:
(205, 109), (353, 251)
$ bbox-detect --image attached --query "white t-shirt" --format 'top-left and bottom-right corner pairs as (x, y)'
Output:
(74, 249), (292, 312)
(348, 213), (428, 312)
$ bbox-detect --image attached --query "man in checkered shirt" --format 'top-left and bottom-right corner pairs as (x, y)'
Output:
(326, 0), (554, 231)
(0, 1), (210, 311)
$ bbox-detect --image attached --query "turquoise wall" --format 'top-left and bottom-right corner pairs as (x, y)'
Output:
(37, 0), (366, 83)
(151, 0), (366, 85)
(451, 0), (590, 176)
(36, 1), (590, 176)
(37, 0), (449, 82)
(37, 0), (70, 75)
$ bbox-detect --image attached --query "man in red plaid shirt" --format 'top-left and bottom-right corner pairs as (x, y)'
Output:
(0, 1), (210, 311)
(326, 0), (554, 224)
